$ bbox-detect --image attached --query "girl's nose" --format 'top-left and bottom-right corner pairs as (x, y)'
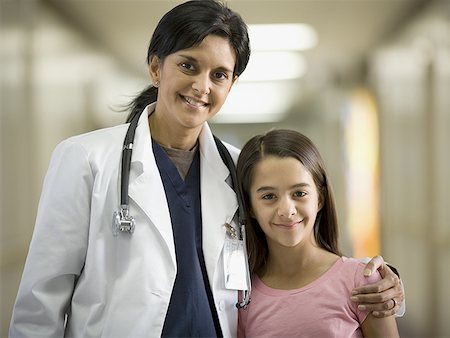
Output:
(277, 198), (297, 218)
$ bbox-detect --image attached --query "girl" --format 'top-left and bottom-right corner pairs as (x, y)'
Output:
(237, 129), (400, 337)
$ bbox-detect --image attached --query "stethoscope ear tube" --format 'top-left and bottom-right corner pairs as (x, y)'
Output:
(213, 136), (246, 229)
(120, 110), (141, 205)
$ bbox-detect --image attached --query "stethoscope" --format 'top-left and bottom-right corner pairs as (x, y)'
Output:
(112, 108), (251, 309)
(112, 108), (140, 236)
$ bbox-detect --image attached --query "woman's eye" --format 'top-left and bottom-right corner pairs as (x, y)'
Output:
(180, 63), (194, 71)
(214, 72), (228, 80)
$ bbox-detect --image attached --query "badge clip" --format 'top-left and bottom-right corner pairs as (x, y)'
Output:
(224, 222), (238, 239)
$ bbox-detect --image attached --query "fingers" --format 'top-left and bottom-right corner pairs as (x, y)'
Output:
(351, 275), (404, 318)
(353, 264), (400, 295)
(372, 298), (401, 318)
(353, 292), (402, 317)
(363, 255), (385, 277)
(352, 279), (401, 302)
(352, 255), (405, 318)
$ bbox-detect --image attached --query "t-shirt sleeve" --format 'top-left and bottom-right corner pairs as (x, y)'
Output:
(353, 262), (383, 323)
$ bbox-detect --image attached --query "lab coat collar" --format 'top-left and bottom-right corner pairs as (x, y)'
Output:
(199, 124), (238, 282)
(127, 103), (238, 281)
(127, 103), (177, 265)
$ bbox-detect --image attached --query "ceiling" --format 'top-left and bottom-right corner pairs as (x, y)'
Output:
(43, 0), (427, 83)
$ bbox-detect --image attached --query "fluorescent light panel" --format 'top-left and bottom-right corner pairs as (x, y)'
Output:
(239, 51), (307, 82)
(248, 23), (318, 51)
(214, 23), (318, 123)
(212, 82), (296, 124)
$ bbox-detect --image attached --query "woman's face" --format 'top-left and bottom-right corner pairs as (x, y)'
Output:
(150, 34), (237, 132)
(249, 156), (322, 250)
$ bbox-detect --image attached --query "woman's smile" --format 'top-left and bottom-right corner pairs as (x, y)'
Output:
(150, 34), (236, 138)
(180, 94), (209, 109)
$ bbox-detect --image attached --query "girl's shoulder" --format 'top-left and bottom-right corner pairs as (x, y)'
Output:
(340, 256), (382, 287)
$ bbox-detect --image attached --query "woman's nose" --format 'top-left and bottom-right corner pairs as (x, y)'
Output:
(192, 73), (211, 95)
(277, 198), (297, 218)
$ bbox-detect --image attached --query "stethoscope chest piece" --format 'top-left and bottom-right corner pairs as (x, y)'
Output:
(112, 205), (135, 235)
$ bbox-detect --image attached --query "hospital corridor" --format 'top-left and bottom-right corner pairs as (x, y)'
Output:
(1, 0), (449, 337)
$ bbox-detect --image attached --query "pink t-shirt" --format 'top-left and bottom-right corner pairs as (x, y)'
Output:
(238, 256), (381, 338)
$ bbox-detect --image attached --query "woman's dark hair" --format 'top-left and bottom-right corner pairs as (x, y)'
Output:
(126, 0), (250, 122)
(236, 129), (342, 274)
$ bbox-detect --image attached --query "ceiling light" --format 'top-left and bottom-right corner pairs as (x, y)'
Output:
(212, 23), (318, 123)
(248, 23), (318, 51)
(239, 51), (307, 82)
(212, 82), (299, 124)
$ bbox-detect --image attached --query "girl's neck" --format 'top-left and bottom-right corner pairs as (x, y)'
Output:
(259, 243), (339, 290)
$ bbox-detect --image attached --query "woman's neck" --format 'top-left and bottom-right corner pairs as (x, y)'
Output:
(148, 112), (201, 151)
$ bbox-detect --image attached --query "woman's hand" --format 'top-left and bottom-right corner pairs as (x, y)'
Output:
(351, 255), (404, 318)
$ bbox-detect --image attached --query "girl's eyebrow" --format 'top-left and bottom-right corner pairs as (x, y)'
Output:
(291, 183), (311, 189)
(255, 183), (310, 193)
(256, 186), (275, 193)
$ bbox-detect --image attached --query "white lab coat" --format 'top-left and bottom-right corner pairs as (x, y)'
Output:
(10, 103), (241, 338)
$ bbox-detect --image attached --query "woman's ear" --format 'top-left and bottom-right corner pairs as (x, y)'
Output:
(148, 55), (161, 84)
(227, 75), (239, 93)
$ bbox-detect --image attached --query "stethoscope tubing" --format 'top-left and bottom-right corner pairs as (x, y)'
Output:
(120, 110), (141, 206)
(116, 109), (251, 307)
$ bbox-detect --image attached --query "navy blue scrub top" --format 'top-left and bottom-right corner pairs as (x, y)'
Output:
(152, 140), (222, 337)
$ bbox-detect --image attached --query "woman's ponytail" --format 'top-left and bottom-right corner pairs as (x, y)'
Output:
(124, 0), (250, 123)
(125, 85), (158, 123)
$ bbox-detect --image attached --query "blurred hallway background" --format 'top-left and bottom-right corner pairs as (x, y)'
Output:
(1, 0), (449, 337)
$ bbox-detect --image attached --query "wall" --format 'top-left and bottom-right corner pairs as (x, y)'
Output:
(368, 2), (450, 335)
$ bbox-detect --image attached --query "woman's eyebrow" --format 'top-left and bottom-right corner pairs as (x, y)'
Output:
(178, 54), (198, 63)
(177, 54), (234, 73)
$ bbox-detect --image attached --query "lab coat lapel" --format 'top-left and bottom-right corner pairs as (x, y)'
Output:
(199, 124), (238, 283)
(127, 105), (176, 264)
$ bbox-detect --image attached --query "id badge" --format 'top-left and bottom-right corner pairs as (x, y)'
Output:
(223, 237), (249, 291)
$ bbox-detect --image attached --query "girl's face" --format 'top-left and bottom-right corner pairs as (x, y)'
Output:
(249, 156), (323, 249)
(150, 34), (237, 132)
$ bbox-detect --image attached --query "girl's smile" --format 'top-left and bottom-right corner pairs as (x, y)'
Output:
(273, 220), (304, 229)
(249, 155), (322, 249)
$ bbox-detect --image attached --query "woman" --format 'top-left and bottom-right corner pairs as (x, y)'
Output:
(236, 129), (399, 337)
(9, 1), (403, 337)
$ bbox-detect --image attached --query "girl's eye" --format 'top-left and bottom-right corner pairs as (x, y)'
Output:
(294, 191), (306, 198)
(262, 193), (276, 200)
